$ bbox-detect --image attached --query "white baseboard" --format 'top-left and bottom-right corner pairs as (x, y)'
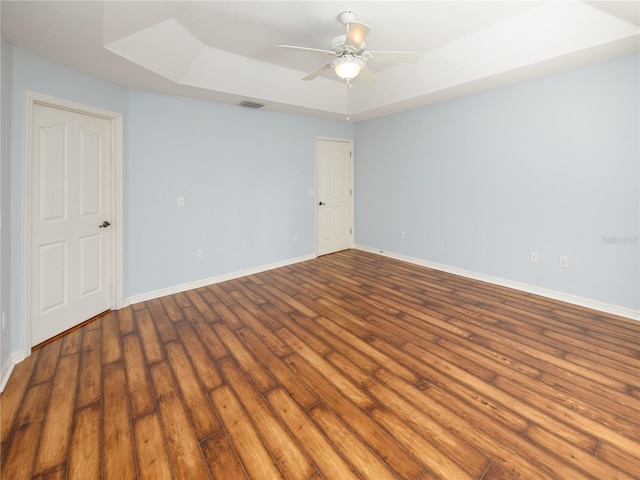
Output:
(355, 245), (640, 321)
(0, 350), (25, 393)
(126, 253), (316, 306)
(0, 359), (15, 393)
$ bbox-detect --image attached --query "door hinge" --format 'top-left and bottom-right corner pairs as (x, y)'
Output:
(350, 189), (352, 196)
(350, 228), (353, 234)
(350, 151), (352, 158)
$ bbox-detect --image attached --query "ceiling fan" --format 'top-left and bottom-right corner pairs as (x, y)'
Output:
(277, 11), (420, 118)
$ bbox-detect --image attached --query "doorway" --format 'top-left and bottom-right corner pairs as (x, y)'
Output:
(24, 93), (123, 350)
(316, 138), (353, 256)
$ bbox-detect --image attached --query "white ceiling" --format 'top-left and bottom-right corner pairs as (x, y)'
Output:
(2, 1), (639, 122)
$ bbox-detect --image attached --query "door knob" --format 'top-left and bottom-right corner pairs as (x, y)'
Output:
(319, 202), (326, 206)
(99, 221), (111, 228)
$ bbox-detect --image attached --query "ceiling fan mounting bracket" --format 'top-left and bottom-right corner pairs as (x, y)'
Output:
(339, 11), (357, 25)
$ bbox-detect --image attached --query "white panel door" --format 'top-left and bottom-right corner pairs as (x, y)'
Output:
(30, 104), (112, 346)
(317, 139), (353, 256)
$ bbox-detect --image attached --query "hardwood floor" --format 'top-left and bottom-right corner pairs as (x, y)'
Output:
(1, 249), (639, 479)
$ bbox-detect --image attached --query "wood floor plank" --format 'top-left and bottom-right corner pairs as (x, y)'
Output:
(174, 320), (224, 391)
(122, 334), (156, 419)
(160, 295), (186, 323)
(32, 463), (66, 480)
(0, 382), (52, 480)
(316, 315), (419, 383)
(217, 357), (317, 480)
(1, 249), (638, 480)
(235, 327), (319, 410)
(368, 338), (530, 434)
(283, 308), (380, 373)
(266, 388), (361, 480)
(101, 311), (122, 365)
(117, 306), (135, 336)
(525, 423), (631, 479)
(150, 361), (211, 479)
(493, 374), (639, 441)
(213, 322), (277, 393)
(210, 384), (285, 480)
(307, 403), (398, 480)
(103, 362), (137, 480)
(134, 307), (165, 364)
(165, 341), (222, 440)
(146, 299), (179, 343)
(187, 312), (230, 360)
(33, 353), (79, 475)
(186, 289), (222, 324)
(401, 342), (602, 454)
(278, 327), (375, 410)
(329, 352), (491, 478)
(200, 287), (245, 329)
(368, 405), (476, 480)
(284, 353), (425, 479)
(30, 341), (62, 385)
(229, 302), (292, 356)
(68, 404), (101, 479)
(133, 413), (174, 480)
(0, 350), (39, 444)
(59, 328), (83, 356)
(201, 429), (249, 480)
(75, 346), (102, 409)
(596, 441), (640, 478)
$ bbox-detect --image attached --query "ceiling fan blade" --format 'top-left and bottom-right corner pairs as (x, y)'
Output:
(344, 21), (371, 50)
(277, 45), (336, 56)
(302, 63), (332, 81)
(357, 66), (378, 85)
(367, 51), (420, 63)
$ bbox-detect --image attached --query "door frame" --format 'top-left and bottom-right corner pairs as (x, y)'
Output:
(22, 91), (124, 355)
(315, 136), (354, 256)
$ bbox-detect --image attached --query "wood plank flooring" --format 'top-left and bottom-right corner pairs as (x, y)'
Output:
(1, 249), (639, 479)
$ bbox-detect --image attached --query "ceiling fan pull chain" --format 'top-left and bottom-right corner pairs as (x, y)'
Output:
(347, 79), (351, 120)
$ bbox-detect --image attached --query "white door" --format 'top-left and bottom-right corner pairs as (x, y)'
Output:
(30, 104), (113, 346)
(317, 139), (353, 255)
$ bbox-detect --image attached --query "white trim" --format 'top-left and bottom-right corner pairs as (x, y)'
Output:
(22, 91), (124, 357)
(355, 245), (640, 321)
(0, 350), (25, 393)
(0, 356), (15, 393)
(315, 136), (355, 256)
(126, 254), (316, 306)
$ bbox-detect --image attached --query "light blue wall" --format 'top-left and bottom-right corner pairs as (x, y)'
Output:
(3, 46), (353, 358)
(355, 54), (639, 310)
(127, 90), (353, 296)
(1, 31), (13, 375)
(3, 44), (637, 366)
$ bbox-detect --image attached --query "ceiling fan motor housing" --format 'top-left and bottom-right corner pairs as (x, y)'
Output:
(330, 35), (365, 55)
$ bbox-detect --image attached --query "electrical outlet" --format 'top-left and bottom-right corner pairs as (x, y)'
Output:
(196, 250), (204, 260)
(559, 255), (568, 268)
(400, 231), (406, 240)
(530, 251), (539, 263)
(178, 196), (185, 207)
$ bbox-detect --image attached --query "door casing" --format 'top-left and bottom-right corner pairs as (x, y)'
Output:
(315, 136), (354, 256)
(22, 91), (124, 355)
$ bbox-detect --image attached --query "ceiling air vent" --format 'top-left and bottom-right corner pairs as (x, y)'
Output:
(239, 100), (265, 109)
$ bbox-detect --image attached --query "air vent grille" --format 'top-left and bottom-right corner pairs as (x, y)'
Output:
(239, 101), (265, 109)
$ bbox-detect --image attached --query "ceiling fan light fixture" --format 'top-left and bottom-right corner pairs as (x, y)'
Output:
(331, 54), (366, 80)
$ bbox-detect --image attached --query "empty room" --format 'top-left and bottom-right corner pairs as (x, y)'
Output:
(0, 1), (639, 479)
